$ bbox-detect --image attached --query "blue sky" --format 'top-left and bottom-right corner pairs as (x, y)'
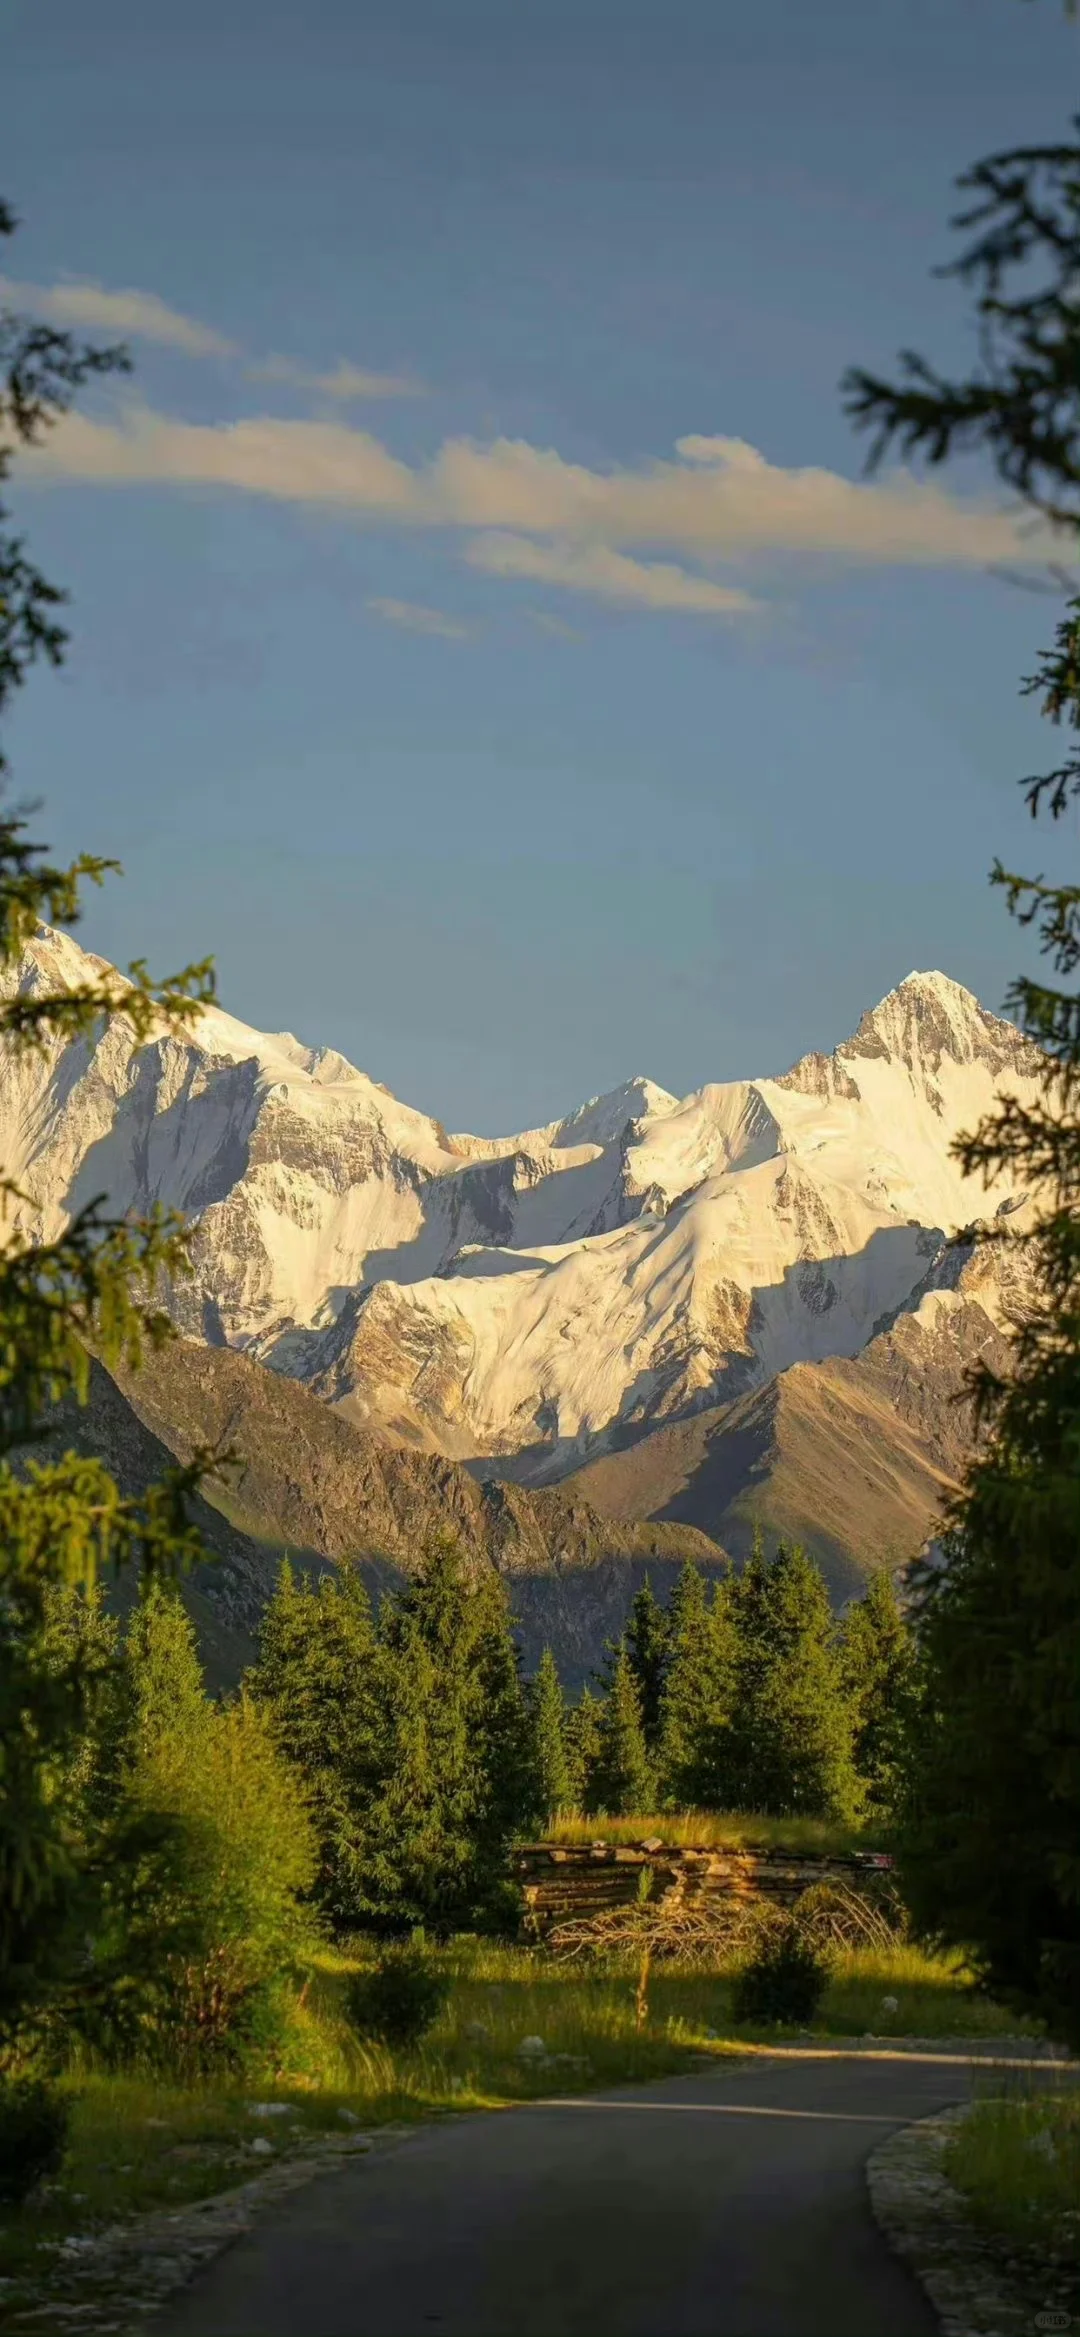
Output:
(3, 0), (1077, 1129)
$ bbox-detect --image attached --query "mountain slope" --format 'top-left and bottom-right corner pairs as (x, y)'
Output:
(39, 1338), (725, 1685)
(1, 925), (1043, 1501)
(563, 1238), (1026, 1599)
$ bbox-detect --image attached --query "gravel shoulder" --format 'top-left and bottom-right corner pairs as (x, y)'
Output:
(869, 2100), (1079, 2337)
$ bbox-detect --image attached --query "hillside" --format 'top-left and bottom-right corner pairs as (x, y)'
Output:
(40, 1338), (725, 1684)
(563, 1237), (1023, 1599)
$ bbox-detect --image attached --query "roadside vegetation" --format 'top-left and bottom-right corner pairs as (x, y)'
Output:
(944, 2072), (1080, 2292)
(0, 1927), (1032, 2329)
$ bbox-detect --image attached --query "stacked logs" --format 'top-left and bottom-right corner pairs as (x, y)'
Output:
(514, 1840), (894, 1940)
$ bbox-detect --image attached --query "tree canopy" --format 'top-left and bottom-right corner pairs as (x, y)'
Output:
(846, 110), (1080, 2044)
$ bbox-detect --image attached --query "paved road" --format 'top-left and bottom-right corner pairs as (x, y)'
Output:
(162, 2052), (974, 2337)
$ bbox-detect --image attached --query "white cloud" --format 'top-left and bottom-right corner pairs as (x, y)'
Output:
(466, 533), (760, 616)
(250, 355), (424, 400)
(26, 406), (419, 510)
(1, 275), (423, 400)
(367, 596), (471, 639)
(20, 397), (1050, 621)
(0, 274), (236, 357)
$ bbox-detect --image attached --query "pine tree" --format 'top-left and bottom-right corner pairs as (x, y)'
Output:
(563, 1686), (602, 1814)
(467, 1563), (537, 1904)
(283, 1535), (534, 1935)
(839, 1571), (914, 1817)
(624, 1577), (670, 1752)
(656, 1565), (737, 1810)
(249, 1562), (386, 1928)
(725, 1540), (857, 1819)
(0, 222), (217, 2061)
(526, 1648), (572, 1828)
(121, 1583), (212, 1767)
(845, 110), (1080, 2043)
(587, 1647), (653, 1816)
(37, 1582), (122, 1823)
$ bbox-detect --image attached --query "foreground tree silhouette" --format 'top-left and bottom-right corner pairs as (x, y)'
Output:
(845, 117), (1080, 2042)
(0, 207), (216, 2068)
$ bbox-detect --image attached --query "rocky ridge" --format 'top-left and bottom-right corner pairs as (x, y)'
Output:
(1, 929), (1044, 1591)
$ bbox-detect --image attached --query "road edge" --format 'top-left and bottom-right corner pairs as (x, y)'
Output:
(867, 2104), (1072, 2337)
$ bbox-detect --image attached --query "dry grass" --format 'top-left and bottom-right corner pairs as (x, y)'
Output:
(542, 1810), (887, 1855)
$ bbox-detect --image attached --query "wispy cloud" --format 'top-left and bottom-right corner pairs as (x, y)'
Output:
(0, 274), (236, 357)
(2, 274), (423, 400)
(250, 356), (424, 400)
(528, 609), (584, 640)
(466, 533), (760, 615)
(366, 596), (471, 639)
(20, 398), (1048, 623)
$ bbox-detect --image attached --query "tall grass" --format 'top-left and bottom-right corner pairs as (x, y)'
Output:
(542, 1811), (887, 1855)
(945, 2071), (1080, 2281)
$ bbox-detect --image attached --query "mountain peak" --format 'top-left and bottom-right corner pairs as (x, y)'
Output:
(841, 968), (1024, 1074)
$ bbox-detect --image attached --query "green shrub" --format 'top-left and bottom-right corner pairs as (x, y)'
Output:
(83, 1667), (321, 2078)
(346, 1945), (451, 2048)
(731, 1916), (830, 2027)
(0, 2078), (70, 2204)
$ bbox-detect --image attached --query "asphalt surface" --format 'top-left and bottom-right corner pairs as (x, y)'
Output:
(161, 2052), (975, 2337)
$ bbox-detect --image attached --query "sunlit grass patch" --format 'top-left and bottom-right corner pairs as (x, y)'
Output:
(542, 1810), (886, 1855)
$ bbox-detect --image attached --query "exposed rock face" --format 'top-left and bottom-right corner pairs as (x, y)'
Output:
(562, 1237), (1036, 1602)
(0, 929), (1044, 1583)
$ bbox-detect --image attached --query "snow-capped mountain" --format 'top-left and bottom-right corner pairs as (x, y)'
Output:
(0, 926), (1042, 1484)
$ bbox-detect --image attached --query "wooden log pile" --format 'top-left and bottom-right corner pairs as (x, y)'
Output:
(514, 1840), (894, 1940)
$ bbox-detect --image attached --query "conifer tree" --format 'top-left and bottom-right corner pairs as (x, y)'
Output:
(845, 105), (1080, 2041)
(624, 1577), (670, 1752)
(655, 1564), (737, 1810)
(526, 1647), (572, 1827)
(839, 1571), (914, 1817)
(587, 1647), (653, 1816)
(121, 1582), (211, 1766)
(0, 217), (218, 2060)
(350, 1536), (532, 1933)
(249, 1563), (386, 1928)
(563, 1686), (602, 1814)
(725, 1540), (856, 1819)
(37, 1581), (122, 1823)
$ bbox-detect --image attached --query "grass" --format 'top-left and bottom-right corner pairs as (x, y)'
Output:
(542, 1811), (889, 1855)
(945, 2072), (1080, 2302)
(0, 1934), (1039, 2331)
